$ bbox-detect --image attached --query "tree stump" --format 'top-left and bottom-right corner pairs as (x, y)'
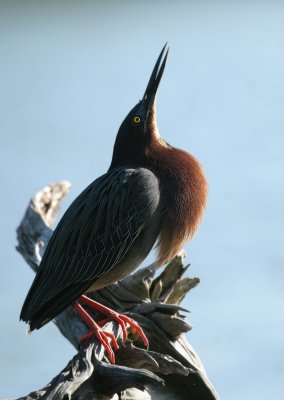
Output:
(14, 181), (220, 400)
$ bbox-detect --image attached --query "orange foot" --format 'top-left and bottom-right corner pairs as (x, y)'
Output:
(73, 294), (148, 364)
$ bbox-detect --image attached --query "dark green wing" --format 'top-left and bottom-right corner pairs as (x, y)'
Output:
(20, 167), (160, 329)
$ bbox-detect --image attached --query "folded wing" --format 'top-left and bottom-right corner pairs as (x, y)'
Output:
(20, 167), (160, 329)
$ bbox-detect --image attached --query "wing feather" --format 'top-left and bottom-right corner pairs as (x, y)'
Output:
(20, 167), (160, 328)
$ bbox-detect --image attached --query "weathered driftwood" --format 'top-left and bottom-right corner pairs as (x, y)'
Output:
(15, 182), (220, 400)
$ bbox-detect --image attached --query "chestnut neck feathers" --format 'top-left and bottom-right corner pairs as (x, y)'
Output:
(110, 108), (207, 265)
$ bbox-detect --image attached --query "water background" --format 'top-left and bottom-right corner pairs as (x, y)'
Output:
(0, 1), (283, 398)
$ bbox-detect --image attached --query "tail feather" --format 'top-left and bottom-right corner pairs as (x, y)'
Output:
(20, 278), (93, 330)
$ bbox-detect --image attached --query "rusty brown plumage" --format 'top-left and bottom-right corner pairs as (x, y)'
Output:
(111, 102), (207, 266)
(142, 109), (207, 265)
(152, 147), (207, 265)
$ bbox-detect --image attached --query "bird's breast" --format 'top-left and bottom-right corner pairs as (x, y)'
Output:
(146, 146), (207, 265)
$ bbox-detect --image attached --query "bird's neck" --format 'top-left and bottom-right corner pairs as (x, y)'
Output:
(144, 142), (208, 265)
(110, 135), (207, 265)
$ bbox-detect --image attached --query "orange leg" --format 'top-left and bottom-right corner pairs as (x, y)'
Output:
(74, 294), (149, 363)
(73, 302), (118, 364)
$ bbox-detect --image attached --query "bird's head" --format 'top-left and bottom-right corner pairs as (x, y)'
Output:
(110, 44), (169, 168)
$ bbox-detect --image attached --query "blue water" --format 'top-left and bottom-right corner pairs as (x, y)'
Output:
(0, 1), (283, 398)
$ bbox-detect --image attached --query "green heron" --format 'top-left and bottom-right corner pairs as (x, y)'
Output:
(20, 44), (207, 364)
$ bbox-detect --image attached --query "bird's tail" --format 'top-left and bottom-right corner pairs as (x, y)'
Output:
(20, 271), (92, 331)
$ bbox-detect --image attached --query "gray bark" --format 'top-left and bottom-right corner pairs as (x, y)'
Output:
(15, 181), (220, 400)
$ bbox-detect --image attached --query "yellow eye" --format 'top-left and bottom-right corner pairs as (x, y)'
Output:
(133, 116), (141, 124)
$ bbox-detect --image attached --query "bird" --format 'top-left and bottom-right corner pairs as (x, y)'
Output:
(20, 44), (207, 364)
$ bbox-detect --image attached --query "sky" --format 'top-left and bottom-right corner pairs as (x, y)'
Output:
(0, 1), (284, 399)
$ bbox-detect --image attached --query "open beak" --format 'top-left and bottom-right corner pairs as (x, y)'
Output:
(142, 43), (169, 120)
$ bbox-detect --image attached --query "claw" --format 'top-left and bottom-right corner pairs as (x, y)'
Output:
(74, 302), (118, 364)
(79, 294), (149, 346)
(74, 295), (149, 364)
(113, 314), (149, 346)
